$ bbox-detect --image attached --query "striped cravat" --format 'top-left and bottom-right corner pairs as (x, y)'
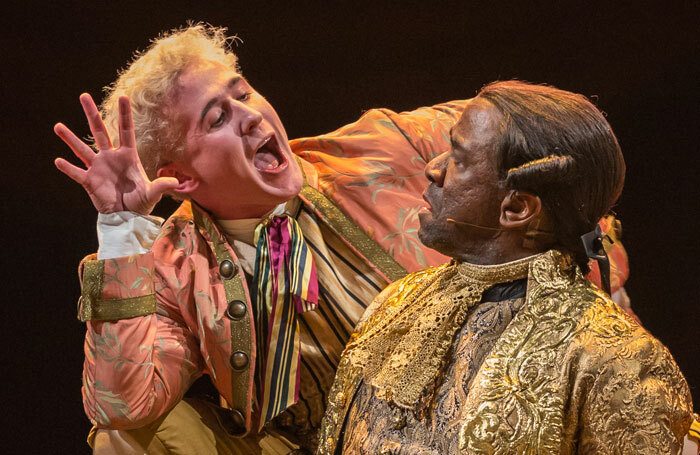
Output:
(252, 215), (319, 428)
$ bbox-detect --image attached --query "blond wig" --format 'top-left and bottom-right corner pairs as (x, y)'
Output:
(100, 24), (239, 179)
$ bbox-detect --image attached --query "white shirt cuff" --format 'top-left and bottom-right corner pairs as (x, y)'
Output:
(97, 212), (164, 260)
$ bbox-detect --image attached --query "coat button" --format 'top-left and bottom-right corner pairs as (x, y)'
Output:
(223, 408), (246, 435)
(219, 260), (237, 279)
(230, 351), (249, 371)
(231, 408), (245, 426)
(226, 300), (247, 320)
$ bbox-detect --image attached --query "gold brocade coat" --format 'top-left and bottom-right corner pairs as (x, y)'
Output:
(317, 251), (693, 454)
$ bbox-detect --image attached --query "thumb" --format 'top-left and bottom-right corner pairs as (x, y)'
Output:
(149, 177), (181, 199)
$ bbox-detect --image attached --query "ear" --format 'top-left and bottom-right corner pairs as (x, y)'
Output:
(499, 190), (542, 229)
(157, 164), (200, 195)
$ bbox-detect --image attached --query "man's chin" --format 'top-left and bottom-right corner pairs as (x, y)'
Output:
(261, 173), (303, 204)
(418, 216), (459, 258)
(417, 217), (441, 250)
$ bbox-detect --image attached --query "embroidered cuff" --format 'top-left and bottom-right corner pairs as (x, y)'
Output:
(78, 254), (157, 322)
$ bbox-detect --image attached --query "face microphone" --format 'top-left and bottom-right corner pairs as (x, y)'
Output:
(445, 218), (555, 236)
(445, 218), (508, 231)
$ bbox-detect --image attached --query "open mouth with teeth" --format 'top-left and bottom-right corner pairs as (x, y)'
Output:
(253, 135), (288, 173)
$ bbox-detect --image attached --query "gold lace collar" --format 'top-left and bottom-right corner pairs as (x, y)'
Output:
(346, 252), (546, 410)
(455, 253), (539, 284)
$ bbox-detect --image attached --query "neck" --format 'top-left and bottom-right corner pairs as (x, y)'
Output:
(451, 235), (546, 265)
(453, 250), (538, 265)
(196, 198), (288, 220)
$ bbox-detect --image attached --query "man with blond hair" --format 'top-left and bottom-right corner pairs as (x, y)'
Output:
(55, 25), (632, 454)
(56, 24), (470, 454)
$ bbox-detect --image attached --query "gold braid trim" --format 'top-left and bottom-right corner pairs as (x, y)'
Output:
(192, 203), (255, 436)
(78, 260), (156, 321)
(80, 295), (156, 321)
(295, 155), (406, 283)
(345, 254), (538, 409)
(299, 183), (408, 283)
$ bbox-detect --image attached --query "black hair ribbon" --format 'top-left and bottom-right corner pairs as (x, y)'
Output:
(580, 224), (612, 295)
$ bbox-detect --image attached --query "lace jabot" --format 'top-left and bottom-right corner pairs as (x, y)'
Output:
(346, 253), (542, 410)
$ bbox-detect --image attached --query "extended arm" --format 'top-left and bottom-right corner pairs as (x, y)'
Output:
(292, 99), (468, 272)
(57, 95), (202, 428)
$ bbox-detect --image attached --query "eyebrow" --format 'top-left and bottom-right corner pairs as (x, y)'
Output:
(449, 127), (464, 151)
(198, 76), (243, 126)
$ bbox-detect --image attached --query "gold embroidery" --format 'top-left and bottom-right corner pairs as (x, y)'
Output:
(193, 204), (254, 436)
(689, 417), (700, 441)
(459, 251), (586, 454)
(78, 260), (156, 321)
(458, 250), (690, 454)
(339, 297), (525, 454)
(317, 357), (364, 455)
(345, 255), (535, 410)
(83, 295), (156, 321)
(318, 250), (693, 455)
(78, 259), (104, 322)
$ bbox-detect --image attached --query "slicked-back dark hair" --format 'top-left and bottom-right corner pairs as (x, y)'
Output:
(477, 81), (625, 271)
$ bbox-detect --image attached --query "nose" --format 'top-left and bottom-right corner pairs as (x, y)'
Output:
(425, 152), (448, 186)
(234, 101), (263, 136)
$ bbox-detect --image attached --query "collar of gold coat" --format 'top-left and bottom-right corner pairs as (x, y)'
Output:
(345, 250), (577, 410)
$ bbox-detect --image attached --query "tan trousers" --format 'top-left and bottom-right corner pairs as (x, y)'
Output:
(90, 399), (300, 455)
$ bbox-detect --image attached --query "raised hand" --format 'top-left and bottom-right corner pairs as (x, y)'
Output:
(54, 93), (180, 215)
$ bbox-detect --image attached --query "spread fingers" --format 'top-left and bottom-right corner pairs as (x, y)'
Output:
(54, 122), (96, 166)
(80, 93), (113, 151)
(54, 157), (87, 185)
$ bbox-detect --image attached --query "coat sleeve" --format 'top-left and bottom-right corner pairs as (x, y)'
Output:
(78, 252), (203, 429)
(291, 100), (468, 272)
(577, 332), (693, 454)
(291, 100), (631, 289)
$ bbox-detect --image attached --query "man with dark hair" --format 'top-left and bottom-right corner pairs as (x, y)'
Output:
(318, 81), (694, 454)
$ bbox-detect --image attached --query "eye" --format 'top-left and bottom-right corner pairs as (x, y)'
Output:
(237, 92), (252, 102)
(209, 110), (226, 129)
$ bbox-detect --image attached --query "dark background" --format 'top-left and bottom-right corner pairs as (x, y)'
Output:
(4, 1), (699, 453)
